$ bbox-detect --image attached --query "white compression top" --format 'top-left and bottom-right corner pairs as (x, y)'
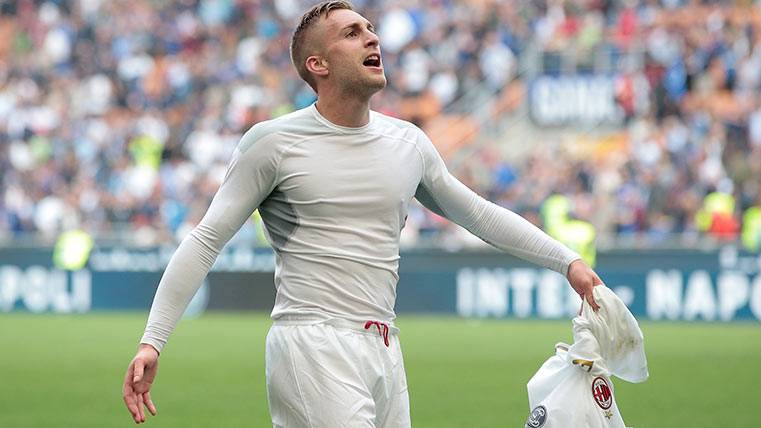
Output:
(140, 104), (580, 353)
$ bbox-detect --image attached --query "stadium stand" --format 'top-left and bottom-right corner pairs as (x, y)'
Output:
(1, 0), (760, 251)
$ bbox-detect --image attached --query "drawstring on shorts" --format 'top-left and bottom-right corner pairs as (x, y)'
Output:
(364, 320), (390, 347)
(273, 316), (398, 347)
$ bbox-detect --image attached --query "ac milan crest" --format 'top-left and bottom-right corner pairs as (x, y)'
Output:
(592, 376), (613, 410)
(525, 405), (547, 428)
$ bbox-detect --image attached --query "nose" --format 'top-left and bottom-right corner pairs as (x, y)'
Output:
(365, 30), (379, 48)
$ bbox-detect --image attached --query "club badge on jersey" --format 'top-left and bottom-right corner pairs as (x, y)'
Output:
(525, 285), (649, 428)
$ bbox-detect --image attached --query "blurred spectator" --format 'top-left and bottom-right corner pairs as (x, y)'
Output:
(1, 0), (760, 252)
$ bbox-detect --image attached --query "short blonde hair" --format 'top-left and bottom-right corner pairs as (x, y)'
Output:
(290, 1), (355, 92)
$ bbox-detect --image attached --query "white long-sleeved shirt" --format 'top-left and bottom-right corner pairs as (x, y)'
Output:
(140, 104), (580, 352)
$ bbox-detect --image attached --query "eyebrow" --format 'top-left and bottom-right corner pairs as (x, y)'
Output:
(340, 21), (375, 33)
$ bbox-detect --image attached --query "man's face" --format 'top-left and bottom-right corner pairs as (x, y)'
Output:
(315, 9), (386, 96)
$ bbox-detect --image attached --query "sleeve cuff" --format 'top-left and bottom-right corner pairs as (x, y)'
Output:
(560, 255), (583, 277)
(139, 337), (164, 355)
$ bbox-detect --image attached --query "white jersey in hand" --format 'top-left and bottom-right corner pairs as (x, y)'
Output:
(525, 285), (648, 428)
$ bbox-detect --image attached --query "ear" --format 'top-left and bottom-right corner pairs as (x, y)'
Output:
(306, 55), (329, 78)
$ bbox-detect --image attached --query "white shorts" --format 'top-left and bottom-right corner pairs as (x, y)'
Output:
(265, 319), (411, 428)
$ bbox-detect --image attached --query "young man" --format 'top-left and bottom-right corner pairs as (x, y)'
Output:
(122, 2), (602, 426)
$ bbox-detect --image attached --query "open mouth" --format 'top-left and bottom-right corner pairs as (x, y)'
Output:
(363, 54), (382, 68)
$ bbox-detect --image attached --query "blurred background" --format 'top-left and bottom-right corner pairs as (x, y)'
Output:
(2, 0), (761, 251)
(1, 0), (760, 427)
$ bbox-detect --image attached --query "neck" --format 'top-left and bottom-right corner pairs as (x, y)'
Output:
(315, 88), (372, 128)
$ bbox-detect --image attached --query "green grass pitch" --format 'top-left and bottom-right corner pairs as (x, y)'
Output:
(1, 313), (759, 427)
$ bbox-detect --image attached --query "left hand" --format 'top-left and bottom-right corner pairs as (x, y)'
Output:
(566, 259), (602, 311)
(123, 344), (160, 424)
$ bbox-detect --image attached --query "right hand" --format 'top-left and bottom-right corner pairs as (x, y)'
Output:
(566, 259), (602, 312)
(122, 344), (160, 424)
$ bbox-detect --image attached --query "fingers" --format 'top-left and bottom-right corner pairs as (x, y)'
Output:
(586, 290), (600, 312)
(133, 358), (144, 384)
(124, 361), (135, 392)
(592, 272), (604, 286)
(123, 363), (140, 422)
(124, 390), (154, 424)
(590, 273), (603, 310)
(137, 393), (146, 423)
(123, 360), (154, 424)
(123, 392), (140, 423)
(144, 391), (158, 416)
(124, 348), (161, 423)
(567, 262), (603, 312)
(585, 278), (600, 311)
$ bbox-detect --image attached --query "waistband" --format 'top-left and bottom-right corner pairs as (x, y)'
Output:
(273, 315), (400, 335)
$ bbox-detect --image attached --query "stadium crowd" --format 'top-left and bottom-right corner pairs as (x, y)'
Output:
(1, 0), (760, 250)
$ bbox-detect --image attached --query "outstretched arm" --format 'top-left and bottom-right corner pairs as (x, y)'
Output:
(122, 126), (280, 423)
(141, 129), (279, 353)
(414, 133), (600, 309)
